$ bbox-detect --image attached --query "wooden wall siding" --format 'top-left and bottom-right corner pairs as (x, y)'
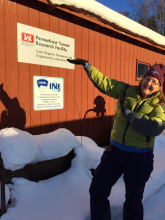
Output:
(74, 24), (82, 137)
(0, 0), (7, 129)
(0, 0), (165, 144)
(87, 28), (95, 141)
(104, 36), (112, 142)
(49, 15), (59, 133)
(28, 7), (41, 135)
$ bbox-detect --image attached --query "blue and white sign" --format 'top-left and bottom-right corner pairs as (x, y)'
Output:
(33, 76), (64, 111)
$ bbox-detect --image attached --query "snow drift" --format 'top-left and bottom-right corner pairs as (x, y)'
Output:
(0, 127), (164, 220)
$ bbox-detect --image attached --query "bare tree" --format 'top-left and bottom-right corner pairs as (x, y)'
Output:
(120, 0), (165, 35)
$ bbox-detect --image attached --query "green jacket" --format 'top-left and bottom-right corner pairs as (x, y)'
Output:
(85, 64), (165, 148)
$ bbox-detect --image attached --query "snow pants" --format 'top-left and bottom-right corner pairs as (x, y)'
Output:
(89, 144), (154, 220)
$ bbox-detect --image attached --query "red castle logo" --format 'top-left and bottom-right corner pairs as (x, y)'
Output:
(21, 33), (34, 43)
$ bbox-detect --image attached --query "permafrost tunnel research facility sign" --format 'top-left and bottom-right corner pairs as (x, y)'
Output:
(17, 23), (75, 69)
(17, 23), (75, 111)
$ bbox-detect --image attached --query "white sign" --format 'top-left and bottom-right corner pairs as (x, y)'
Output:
(33, 76), (64, 111)
(17, 23), (75, 69)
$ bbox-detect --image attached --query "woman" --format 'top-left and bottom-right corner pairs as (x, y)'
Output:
(67, 58), (165, 220)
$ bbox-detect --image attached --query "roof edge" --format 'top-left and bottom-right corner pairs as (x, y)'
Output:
(37, 0), (165, 51)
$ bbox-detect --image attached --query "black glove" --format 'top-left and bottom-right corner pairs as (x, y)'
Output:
(120, 90), (128, 114)
(67, 58), (88, 66)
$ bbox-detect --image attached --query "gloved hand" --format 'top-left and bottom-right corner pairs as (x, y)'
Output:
(120, 90), (128, 114)
(67, 58), (88, 66)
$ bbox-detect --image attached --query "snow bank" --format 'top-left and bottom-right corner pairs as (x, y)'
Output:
(0, 126), (165, 220)
(0, 128), (80, 171)
(75, 136), (104, 170)
(0, 128), (38, 171)
(0, 128), (103, 219)
(143, 134), (165, 219)
(33, 128), (80, 163)
(0, 127), (103, 171)
(49, 0), (165, 47)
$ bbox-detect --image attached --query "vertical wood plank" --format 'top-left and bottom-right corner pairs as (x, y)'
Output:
(74, 24), (82, 136)
(146, 48), (150, 65)
(81, 27), (88, 137)
(114, 39), (121, 124)
(39, 11), (51, 134)
(58, 18), (67, 130)
(93, 31), (101, 143)
(132, 45), (138, 86)
(120, 41), (126, 83)
(66, 21), (75, 134)
(154, 51), (158, 64)
(151, 50), (155, 66)
(156, 52), (160, 64)
(135, 45), (141, 86)
(17, 3), (30, 130)
(0, 0), (7, 129)
(87, 28), (95, 141)
(110, 37), (117, 115)
(129, 43), (134, 86)
(99, 33), (106, 144)
(4, 0), (19, 128)
(124, 42), (129, 84)
(29, 7), (41, 134)
(49, 15), (59, 132)
(105, 35), (113, 143)
(115, 39), (121, 81)
(157, 53), (162, 65)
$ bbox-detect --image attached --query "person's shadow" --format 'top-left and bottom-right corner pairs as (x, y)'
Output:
(0, 83), (26, 130)
(84, 96), (106, 119)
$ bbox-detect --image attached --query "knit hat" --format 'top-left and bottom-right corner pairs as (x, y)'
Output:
(143, 64), (165, 86)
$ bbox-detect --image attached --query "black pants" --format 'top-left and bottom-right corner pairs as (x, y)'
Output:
(89, 144), (154, 220)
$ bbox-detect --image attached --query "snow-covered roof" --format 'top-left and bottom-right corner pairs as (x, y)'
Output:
(49, 0), (165, 48)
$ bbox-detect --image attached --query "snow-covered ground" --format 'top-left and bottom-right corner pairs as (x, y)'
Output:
(0, 127), (165, 220)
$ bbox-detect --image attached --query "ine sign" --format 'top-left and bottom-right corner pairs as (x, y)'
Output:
(17, 23), (75, 69)
(33, 76), (64, 111)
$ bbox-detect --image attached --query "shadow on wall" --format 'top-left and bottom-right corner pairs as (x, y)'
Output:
(26, 96), (113, 145)
(0, 83), (26, 130)
(84, 96), (106, 119)
(0, 86), (113, 145)
(25, 115), (113, 146)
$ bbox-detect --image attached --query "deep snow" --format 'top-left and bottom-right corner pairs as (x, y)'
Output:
(0, 127), (165, 220)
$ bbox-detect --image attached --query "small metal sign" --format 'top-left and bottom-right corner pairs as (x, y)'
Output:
(33, 76), (64, 111)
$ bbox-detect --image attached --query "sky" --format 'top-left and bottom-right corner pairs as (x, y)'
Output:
(96, 0), (133, 13)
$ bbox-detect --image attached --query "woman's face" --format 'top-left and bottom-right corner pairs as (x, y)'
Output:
(141, 76), (160, 97)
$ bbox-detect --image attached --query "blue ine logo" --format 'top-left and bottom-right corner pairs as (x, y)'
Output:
(37, 79), (61, 93)
(37, 79), (48, 93)
(50, 80), (61, 92)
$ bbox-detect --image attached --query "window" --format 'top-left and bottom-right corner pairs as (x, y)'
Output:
(136, 60), (150, 79)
